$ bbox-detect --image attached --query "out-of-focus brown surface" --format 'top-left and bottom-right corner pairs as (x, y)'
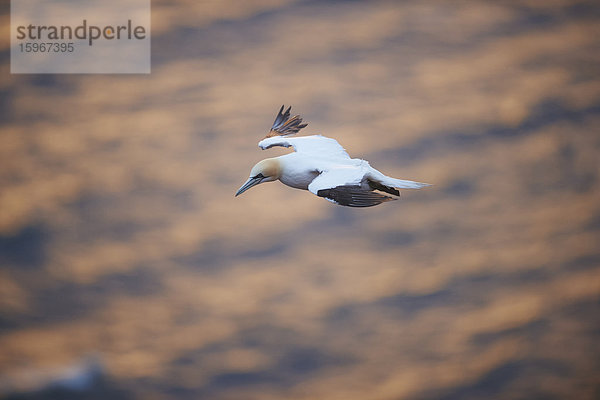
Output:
(1, 1), (599, 399)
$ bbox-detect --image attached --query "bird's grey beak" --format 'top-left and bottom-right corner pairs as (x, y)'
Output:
(235, 176), (262, 197)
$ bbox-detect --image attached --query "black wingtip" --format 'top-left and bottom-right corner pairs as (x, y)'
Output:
(317, 185), (396, 207)
(269, 105), (308, 137)
(368, 180), (400, 196)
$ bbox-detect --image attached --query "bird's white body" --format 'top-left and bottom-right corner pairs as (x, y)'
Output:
(277, 153), (320, 190)
(236, 107), (430, 207)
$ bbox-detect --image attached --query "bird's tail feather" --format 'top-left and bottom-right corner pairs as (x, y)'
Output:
(371, 172), (431, 189)
(387, 178), (431, 189)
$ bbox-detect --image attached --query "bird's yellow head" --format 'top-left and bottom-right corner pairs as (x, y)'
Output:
(235, 158), (281, 197)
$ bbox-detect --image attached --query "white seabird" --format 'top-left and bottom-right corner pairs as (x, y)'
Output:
(236, 106), (430, 207)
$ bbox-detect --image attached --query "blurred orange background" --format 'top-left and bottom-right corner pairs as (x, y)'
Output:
(0, 1), (599, 399)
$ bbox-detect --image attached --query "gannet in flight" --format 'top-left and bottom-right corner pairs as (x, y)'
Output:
(236, 106), (430, 207)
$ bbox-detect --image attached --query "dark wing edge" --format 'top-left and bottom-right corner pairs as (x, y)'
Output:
(266, 105), (308, 137)
(317, 185), (397, 207)
(368, 180), (400, 196)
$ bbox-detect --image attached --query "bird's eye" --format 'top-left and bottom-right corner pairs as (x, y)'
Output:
(253, 173), (265, 179)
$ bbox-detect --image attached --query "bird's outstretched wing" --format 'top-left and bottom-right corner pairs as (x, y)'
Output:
(266, 105), (308, 138)
(308, 167), (396, 207)
(260, 105), (349, 158)
(259, 135), (350, 159)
